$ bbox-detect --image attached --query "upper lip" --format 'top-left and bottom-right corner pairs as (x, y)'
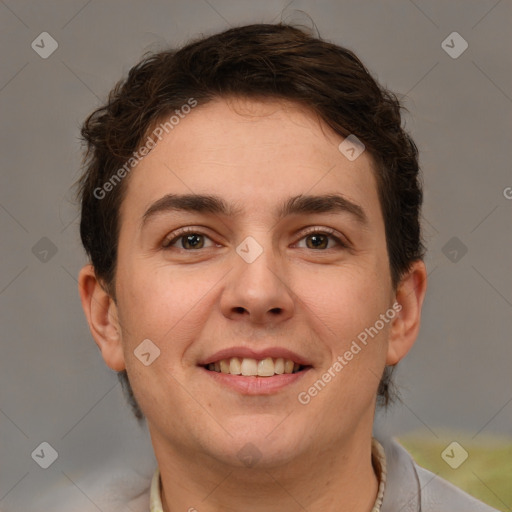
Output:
(198, 346), (312, 367)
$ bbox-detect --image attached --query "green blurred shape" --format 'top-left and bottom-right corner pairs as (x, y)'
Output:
(398, 431), (512, 512)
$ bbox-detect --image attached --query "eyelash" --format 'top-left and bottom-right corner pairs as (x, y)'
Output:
(162, 227), (218, 250)
(162, 226), (349, 251)
(297, 227), (349, 249)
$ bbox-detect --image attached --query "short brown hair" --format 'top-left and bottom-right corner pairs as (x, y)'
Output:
(78, 23), (424, 420)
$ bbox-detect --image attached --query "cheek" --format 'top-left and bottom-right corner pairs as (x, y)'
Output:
(292, 262), (389, 343)
(291, 262), (391, 404)
(115, 262), (219, 351)
(115, 264), (208, 414)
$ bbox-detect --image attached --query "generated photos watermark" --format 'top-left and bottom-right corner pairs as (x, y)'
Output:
(93, 98), (198, 200)
(298, 302), (402, 405)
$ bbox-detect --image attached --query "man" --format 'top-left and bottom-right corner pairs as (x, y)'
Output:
(77, 23), (497, 512)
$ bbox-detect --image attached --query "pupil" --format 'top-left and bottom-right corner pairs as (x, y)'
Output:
(185, 234), (203, 249)
(309, 234), (327, 249)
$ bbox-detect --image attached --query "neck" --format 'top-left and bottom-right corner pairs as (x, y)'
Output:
(152, 429), (379, 512)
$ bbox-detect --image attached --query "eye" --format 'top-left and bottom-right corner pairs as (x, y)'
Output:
(162, 228), (216, 250)
(295, 228), (348, 250)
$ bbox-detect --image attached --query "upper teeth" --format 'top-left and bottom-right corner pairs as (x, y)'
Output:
(207, 357), (301, 376)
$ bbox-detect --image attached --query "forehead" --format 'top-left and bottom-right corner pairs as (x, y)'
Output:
(120, 97), (381, 225)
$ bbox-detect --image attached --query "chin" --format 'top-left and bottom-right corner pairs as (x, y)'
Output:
(203, 419), (309, 470)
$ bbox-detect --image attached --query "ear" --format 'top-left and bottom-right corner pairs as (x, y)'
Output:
(386, 260), (427, 366)
(78, 264), (126, 372)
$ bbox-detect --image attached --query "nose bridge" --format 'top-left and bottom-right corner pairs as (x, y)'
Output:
(220, 233), (294, 321)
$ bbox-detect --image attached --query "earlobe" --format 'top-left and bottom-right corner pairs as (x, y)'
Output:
(78, 264), (126, 372)
(386, 260), (428, 366)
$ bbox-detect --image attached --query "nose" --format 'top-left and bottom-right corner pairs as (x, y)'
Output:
(219, 238), (295, 325)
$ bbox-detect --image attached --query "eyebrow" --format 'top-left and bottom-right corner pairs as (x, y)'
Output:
(141, 193), (368, 227)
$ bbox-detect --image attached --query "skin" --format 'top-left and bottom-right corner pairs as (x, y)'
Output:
(79, 97), (427, 512)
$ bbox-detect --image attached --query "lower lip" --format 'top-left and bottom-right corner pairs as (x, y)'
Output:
(200, 367), (311, 395)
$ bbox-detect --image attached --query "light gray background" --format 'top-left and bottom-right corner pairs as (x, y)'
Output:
(1, 1), (511, 510)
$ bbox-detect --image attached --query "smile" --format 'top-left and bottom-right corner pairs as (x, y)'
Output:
(204, 357), (306, 377)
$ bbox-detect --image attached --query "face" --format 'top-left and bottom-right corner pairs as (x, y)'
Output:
(82, 97), (420, 470)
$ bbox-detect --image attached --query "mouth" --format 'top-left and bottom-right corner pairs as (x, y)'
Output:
(197, 348), (313, 394)
(202, 357), (310, 377)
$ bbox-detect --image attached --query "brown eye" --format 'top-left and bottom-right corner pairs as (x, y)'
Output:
(180, 233), (205, 249)
(295, 229), (347, 250)
(305, 233), (330, 249)
(163, 230), (215, 250)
